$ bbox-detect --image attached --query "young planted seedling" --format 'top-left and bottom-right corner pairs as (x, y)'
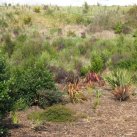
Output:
(93, 90), (102, 110)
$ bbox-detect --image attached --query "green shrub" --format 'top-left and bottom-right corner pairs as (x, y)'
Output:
(83, 2), (89, 14)
(0, 126), (8, 137)
(11, 64), (62, 108)
(23, 16), (32, 25)
(37, 90), (63, 108)
(115, 59), (137, 70)
(33, 7), (41, 13)
(0, 53), (12, 136)
(28, 105), (76, 123)
(0, 53), (11, 117)
(12, 98), (28, 111)
(133, 30), (137, 37)
(80, 66), (89, 76)
(90, 53), (104, 73)
(114, 22), (123, 34)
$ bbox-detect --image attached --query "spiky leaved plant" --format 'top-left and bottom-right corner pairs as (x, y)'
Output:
(105, 69), (132, 101)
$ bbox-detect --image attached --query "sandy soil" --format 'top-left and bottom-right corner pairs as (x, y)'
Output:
(9, 88), (137, 137)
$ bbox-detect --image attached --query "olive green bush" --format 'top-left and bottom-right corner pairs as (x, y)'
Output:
(11, 64), (63, 108)
(90, 52), (104, 73)
(0, 53), (12, 136)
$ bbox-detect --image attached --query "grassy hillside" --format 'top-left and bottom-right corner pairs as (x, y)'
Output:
(1, 4), (137, 137)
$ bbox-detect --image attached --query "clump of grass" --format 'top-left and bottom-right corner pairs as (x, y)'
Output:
(93, 90), (102, 110)
(28, 105), (76, 123)
(23, 16), (31, 25)
(33, 7), (41, 13)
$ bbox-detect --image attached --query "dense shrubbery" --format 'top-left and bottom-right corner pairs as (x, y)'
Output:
(0, 53), (12, 136)
(11, 64), (63, 108)
(90, 52), (104, 73)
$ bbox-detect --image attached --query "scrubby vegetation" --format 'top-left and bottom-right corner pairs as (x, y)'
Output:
(28, 105), (76, 123)
(1, 3), (137, 137)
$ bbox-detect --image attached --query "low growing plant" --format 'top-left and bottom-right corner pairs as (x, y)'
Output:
(28, 105), (76, 123)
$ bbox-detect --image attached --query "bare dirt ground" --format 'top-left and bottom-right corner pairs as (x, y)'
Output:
(9, 88), (137, 137)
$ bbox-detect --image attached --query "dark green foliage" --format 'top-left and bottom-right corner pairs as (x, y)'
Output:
(0, 126), (8, 137)
(37, 90), (63, 108)
(83, 2), (89, 14)
(80, 66), (89, 76)
(115, 59), (137, 70)
(33, 7), (41, 13)
(17, 34), (27, 42)
(0, 53), (11, 117)
(11, 64), (62, 108)
(12, 98), (28, 111)
(133, 30), (137, 37)
(114, 22), (123, 34)
(0, 53), (12, 136)
(23, 16), (32, 25)
(90, 53), (104, 73)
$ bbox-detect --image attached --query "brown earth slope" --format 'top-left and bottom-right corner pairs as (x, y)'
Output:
(9, 89), (137, 137)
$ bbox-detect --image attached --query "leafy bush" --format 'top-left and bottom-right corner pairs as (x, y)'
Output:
(0, 53), (12, 136)
(114, 23), (131, 34)
(115, 59), (137, 70)
(0, 54), (11, 117)
(23, 16), (32, 25)
(12, 98), (28, 111)
(133, 30), (137, 37)
(0, 126), (8, 137)
(114, 22), (123, 34)
(80, 66), (89, 76)
(11, 64), (62, 108)
(37, 90), (63, 108)
(83, 2), (89, 14)
(33, 7), (41, 13)
(90, 53), (104, 73)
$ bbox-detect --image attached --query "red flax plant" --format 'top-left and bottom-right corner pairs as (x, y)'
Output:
(85, 72), (105, 87)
